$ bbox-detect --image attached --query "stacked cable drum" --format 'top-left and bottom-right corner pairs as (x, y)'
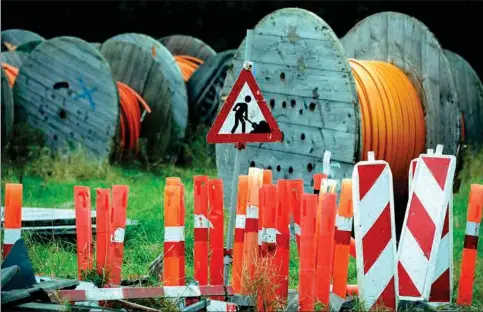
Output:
(1, 29), (45, 52)
(1, 66), (14, 147)
(216, 8), (483, 211)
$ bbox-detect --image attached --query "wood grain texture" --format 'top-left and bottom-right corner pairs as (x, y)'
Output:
(341, 12), (461, 156)
(215, 8), (359, 205)
(1, 29), (45, 51)
(159, 34), (216, 61)
(1, 67), (14, 146)
(1, 51), (30, 68)
(444, 49), (483, 144)
(12, 36), (119, 159)
(91, 43), (101, 50)
(101, 33), (188, 161)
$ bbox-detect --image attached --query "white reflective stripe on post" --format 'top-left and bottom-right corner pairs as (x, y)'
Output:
(111, 228), (125, 243)
(3, 228), (21, 244)
(85, 288), (124, 301)
(246, 205), (259, 219)
(163, 285), (201, 297)
(465, 221), (480, 236)
(235, 215), (246, 229)
(336, 215), (353, 231)
(261, 228), (279, 244)
(194, 214), (211, 229)
(323, 151), (332, 176)
(164, 226), (185, 242)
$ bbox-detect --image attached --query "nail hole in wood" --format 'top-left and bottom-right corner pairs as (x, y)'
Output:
(299, 109), (303, 115)
(309, 103), (316, 111)
(280, 72), (285, 80)
(307, 163), (313, 172)
(59, 109), (67, 120)
(291, 99), (296, 107)
(281, 132), (284, 142)
(53, 134), (58, 141)
(267, 166), (272, 170)
(289, 167), (293, 174)
(270, 99), (275, 108)
(250, 161), (256, 167)
(301, 133), (305, 141)
(53, 81), (70, 90)
(276, 165), (281, 172)
(282, 101), (287, 108)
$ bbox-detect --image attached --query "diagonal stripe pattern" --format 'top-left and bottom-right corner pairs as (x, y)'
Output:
(398, 155), (456, 301)
(352, 160), (398, 310)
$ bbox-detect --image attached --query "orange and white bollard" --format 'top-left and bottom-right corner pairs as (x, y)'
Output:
(208, 178), (224, 295)
(74, 186), (93, 280)
(457, 184), (483, 306)
(3, 183), (23, 259)
(232, 175), (249, 293)
(194, 176), (210, 286)
(299, 193), (317, 312)
(259, 169), (272, 252)
(95, 188), (112, 278)
(108, 185), (128, 285)
(163, 185), (182, 286)
(288, 180), (304, 255)
(276, 179), (290, 300)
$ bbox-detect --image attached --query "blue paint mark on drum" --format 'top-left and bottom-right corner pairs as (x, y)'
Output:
(73, 77), (97, 111)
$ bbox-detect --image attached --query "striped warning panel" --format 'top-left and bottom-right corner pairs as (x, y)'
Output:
(352, 152), (398, 311)
(398, 151), (456, 301)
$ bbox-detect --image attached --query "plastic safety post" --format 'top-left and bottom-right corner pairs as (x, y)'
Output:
(74, 186), (93, 280)
(163, 185), (182, 285)
(95, 188), (112, 278)
(276, 179), (290, 300)
(457, 184), (483, 306)
(244, 168), (263, 280)
(194, 176), (210, 286)
(259, 169), (272, 251)
(299, 194), (317, 312)
(289, 180), (304, 255)
(313, 173), (327, 195)
(108, 185), (128, 285)
(3, 184), (22, 259)
(232, 175), (249, 293)
(208, 178), (224, 297)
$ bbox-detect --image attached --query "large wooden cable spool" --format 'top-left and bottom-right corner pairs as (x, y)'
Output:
(1, 29), (45, 51)
(1, 67), (14, 147)
(1, 41), (43, 67)
(187, 49), (236, 127)
(341, 12), (461, 158)
(100, 33), (188, 162)
(159, 34), (217, 61)
(444, 49), (483, 144)
(12, 36), (119, 159)
(216, 8), (360, 205)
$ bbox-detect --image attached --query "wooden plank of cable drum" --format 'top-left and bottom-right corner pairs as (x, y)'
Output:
(1, 29), (45, 52)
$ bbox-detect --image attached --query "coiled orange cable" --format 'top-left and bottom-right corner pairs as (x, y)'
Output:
(349, 59), (426, 187)
(174, 55), (203, 82)
(1, 63), (151, 154)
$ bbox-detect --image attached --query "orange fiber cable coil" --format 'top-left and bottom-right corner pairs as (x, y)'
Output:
(1, 63), (151, 154)
(174, 55), (204, 82)
(349, 59), (426, 187)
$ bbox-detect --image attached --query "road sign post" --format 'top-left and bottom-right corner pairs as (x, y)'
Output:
(206, 29), (282, 285)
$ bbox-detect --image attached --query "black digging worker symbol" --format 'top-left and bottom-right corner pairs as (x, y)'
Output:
(230, 95), (272, 134)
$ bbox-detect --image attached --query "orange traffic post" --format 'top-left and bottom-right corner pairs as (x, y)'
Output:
(330, 179), (353, 310)
(313, 173), (327, 195)
(259, 169), (272, 252)
(95, 188), (112, 278)
(232, 175), (249, 293)
(74, 186), (93, 280)
(166, 177), (186, 285)
(194, 176), (210, 286)
(350, 238), (356, 258)
(289, 180), (304, 255)
(208, 178), (224, 293)
(315, 182), (338, 306)
(108, 185), (129, 285)
(263, 169), (272, 185)
(457, 184), (483, 306)
(243, 168), (263, 281)
(163, 185), (182, 285)
(3, 184), (22, 259)
(276, 179), (291, 301)
(299, 194), (318, 312)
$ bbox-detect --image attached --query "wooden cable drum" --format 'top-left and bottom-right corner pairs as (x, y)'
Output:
(159, 35), (217, 61)
(444, 49), (483, 144)
(187, 49), (236, 127)
(1, 67), (14, 146)
(12, 36), (119, 159)
(1, 40), (43, 67)
(216, 8), (464, 208)
(1, 29), (45, 51)
(91, 43), (101, 50)
(100, 33), (188, 162)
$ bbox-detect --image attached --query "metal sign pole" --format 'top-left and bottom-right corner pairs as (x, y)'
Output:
(223, 29), (253, 285)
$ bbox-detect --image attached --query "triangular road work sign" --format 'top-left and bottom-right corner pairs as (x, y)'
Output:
(206, 68), (282, 144)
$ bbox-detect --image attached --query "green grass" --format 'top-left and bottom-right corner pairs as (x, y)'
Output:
(1, 144), (482, 310)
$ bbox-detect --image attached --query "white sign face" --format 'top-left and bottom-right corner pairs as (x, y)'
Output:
(218, 82), (269, 135)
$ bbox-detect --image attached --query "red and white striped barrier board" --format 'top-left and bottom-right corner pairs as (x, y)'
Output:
(398, 147), (456, 301)
(51, 285), (234, 302)
(352, 152), (398, 311)
(206, 300), (237, 312)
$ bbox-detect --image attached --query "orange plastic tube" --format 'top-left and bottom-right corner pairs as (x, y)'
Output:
(194, 176), (210, 286)
(163, 185), (181, 286)
(315, 192), (337, 305)
(208, 178), (224, 293)
(289, 180), (304, 255)
(95, 189), (112, 278)
(259, 169), (273, 251)
(332, 179), (354, 303)
(457, 184), (483, 306)
(276, 179), (291, 300)
(108, 185), (129, 285)
(74, 186), (93, 280)
(299, 194), (318, 312)
(166, 177), (185, 285)
(232, 175), (249, 293)
(261, 185), (278, 257)
(313, 173), (327, 195)
(3, 184), (22, 259)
